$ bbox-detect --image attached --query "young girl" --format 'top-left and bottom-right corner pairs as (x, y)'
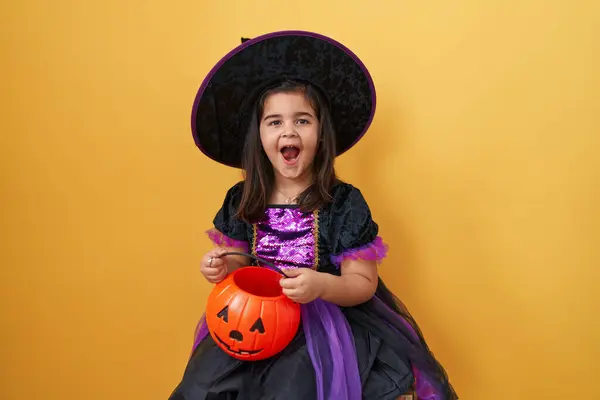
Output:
(170, 31), (458, 400)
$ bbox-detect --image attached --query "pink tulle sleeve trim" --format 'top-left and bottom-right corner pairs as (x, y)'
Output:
(206, 228), (249, 252)
(330, 236), (389, 267)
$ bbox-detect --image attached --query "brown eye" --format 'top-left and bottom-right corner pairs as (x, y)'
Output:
(250, 317), (265, 333)
(217, 306), (229, 322)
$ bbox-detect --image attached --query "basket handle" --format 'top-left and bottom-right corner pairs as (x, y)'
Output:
(220, 251), (290, 278)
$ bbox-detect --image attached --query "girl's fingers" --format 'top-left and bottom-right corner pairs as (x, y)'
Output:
(204, 268), (223, 277)
(211, 259), (226, 269)
(204, 257), (225, 269)
(282, 288), (301, 297)
(204, 249), (229, 267)
(209, 247), (227, 258)
(201, 248), (228, 283)
(205, 269), (227, 282)
(279, 278), (298, 289)
(204, 266), (226, 277)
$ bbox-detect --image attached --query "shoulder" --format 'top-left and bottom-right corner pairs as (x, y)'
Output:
(214, 181), (246, 220)
(329, 181), (371, 212)
(208, 181), (250, 247)
(326, 180), (375, 231)
(325, 181), (380, 256)
(211, 181), (250, 242)
(225, 180), (245, 197)
(221, 181), (245, 206)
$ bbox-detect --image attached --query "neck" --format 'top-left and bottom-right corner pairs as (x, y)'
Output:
(275, 176), (312, 192)
(273, 171), (313, 199)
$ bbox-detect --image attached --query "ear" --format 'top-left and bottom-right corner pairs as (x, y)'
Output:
(241, 37), (251, 43)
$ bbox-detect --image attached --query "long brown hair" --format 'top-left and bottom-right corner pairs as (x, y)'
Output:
(236, 80), (338, 222)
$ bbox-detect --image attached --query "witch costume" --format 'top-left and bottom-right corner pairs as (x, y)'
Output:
(170, 31), (458, 400)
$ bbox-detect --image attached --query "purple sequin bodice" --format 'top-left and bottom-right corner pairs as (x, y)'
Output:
(252, 207), (318, 270)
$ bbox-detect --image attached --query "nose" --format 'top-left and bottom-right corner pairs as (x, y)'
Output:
(229, 330), (244, 342)
(281, 131), (298, 139)
(281, 122), (298, 138)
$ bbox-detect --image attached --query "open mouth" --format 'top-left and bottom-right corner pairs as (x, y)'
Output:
(280, 145), (300, 165)
(214, 334), (263, 356)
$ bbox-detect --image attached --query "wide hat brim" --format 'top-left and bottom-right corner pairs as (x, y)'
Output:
(191, 30), (376, 168)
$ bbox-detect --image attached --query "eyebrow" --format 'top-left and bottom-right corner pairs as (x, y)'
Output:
(262, 111), (315, 121)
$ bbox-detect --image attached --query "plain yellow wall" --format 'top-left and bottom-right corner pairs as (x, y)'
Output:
(2, 1), (599, 399)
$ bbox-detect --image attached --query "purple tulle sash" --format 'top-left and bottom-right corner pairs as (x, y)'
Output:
(301, 299), (362, 399)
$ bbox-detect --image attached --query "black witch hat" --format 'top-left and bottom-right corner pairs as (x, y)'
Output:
(191, 30), (376, 168)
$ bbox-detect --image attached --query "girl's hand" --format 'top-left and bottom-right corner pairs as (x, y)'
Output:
(200, 248), (229, 283)
(279, 268), (326, 304)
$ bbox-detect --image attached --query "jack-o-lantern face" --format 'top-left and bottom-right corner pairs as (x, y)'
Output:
(206, 266), (301, 361)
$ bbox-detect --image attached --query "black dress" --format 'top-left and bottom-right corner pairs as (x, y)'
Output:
(170, 181), (457, 400)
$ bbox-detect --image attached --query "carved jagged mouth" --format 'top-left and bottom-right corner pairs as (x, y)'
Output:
(214, 334), (263, 356)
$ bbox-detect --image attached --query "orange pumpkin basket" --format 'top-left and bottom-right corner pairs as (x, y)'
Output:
(205, 252), (301, 361)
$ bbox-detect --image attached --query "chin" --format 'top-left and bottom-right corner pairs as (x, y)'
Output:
(276, 169), (307, 180)
(274, 161), (310, 181)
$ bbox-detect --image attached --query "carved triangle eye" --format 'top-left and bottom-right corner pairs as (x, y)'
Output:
(217, 306), (229, 323)
(250, 317), (265, 334)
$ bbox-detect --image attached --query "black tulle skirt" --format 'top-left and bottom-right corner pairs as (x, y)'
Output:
(169, 280), (457, 400)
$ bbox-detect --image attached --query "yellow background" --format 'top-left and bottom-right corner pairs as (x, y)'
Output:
(2, 1), (599, 399)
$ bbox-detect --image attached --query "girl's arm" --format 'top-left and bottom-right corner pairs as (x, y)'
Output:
(318, 259), (379, 307)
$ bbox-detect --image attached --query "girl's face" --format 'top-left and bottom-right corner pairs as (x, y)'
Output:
(259, 91), (319, 182)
